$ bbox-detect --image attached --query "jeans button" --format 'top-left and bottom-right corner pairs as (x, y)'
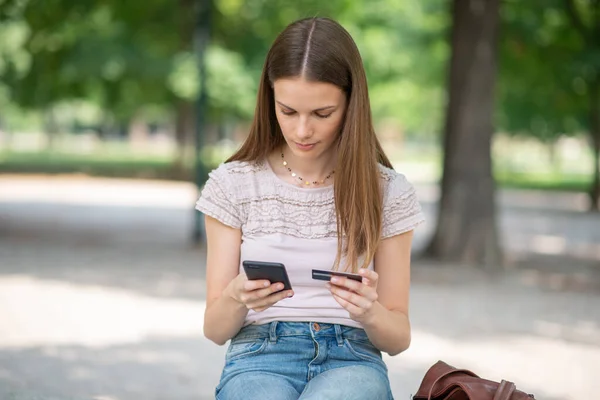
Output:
(313, 323), (321, 332)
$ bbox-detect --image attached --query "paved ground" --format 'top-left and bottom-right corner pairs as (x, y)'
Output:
(0, 175), (599, 400)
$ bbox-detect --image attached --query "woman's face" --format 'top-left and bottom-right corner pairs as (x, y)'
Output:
(273, 77), (347, 161)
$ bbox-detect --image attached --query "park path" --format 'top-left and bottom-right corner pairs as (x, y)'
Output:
(0, 174), (598, 400)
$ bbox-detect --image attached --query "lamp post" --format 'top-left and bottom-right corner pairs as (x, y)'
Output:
(192, 0), (211, 244)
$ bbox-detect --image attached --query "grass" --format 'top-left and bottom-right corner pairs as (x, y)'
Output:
(0, 150), (189, 181)
(495, 170), (591, 192)
(0, 149), (594, 193)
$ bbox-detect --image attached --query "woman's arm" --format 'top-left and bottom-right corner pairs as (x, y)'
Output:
(361, 229), (413, 355)
(203, 216), (294, 345)
(202, 216), (248, 345)
(328, 230), (413, 356)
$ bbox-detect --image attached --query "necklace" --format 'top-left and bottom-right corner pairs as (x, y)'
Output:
(281, 152), (335, 186)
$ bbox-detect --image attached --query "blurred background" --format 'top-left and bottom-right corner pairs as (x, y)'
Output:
(0, 0), (599, 399)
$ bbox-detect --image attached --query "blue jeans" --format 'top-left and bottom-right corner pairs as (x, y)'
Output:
(215, 321), (393, 399)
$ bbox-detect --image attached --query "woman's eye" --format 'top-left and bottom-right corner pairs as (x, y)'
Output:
(281, 109), (295, 116)
(315, 113), (333, 119)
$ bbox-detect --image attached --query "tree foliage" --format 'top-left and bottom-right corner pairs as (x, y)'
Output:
(0, 0), (449, 135)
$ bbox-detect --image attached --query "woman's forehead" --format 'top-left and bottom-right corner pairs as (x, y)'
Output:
(273, 78), (345, 109)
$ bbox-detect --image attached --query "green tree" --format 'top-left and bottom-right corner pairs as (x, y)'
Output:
(212, 0), (449, 137)
(426, 0), (503, 267)
(1, 0), (451, 144)
(499, 0), (600, 210)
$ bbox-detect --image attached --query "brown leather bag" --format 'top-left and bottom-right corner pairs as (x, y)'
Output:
(413, 360), (536, 400)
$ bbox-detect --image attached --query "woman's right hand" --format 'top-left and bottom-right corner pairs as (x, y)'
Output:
(225, 274), (294, 313)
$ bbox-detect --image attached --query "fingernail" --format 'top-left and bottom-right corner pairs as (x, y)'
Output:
(331, 277), (339, 283)
(264, 282), (270, 287)
(359, 269), (367, 275)
(277, 284), (284, 290)
(287, 292), (293, 297)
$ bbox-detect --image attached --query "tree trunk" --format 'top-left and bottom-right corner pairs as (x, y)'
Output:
(589, 76), (600, 211)
(425, 0), (502, 268)
(192, 0), (212, 243)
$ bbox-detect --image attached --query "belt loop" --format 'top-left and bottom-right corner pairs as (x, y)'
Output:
(334, 324), (343, 346)
(269, 321), (278, 343)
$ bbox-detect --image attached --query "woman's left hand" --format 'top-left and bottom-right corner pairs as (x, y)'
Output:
(327, 269), (379, 324)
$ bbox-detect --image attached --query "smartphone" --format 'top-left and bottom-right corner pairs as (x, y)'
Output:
(312, 269), (363, 283)
(242, 260), (293, 292)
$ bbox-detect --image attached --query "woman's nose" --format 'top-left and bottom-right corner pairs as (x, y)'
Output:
(296, 117), (312, 139)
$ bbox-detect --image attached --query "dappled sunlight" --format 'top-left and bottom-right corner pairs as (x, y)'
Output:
(0, 0), (597, 398)
(518, 267), (600, 293)
(499, 190), (590, 212)
(1, 175), (598, 400)
(533, 319), (600, 343)
(0, 275), (205, 348)
(505, 230), (600, 265)
(0, 332), (225, 400)
(4, 272), (597, 400)
(387, 329), (600, 400)
(0, 274), (223, 399)
(0, 175), (197, 209)
(530, 234), (567, 255)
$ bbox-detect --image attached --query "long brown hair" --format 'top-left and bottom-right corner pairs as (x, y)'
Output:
(227, 17), (393, 273)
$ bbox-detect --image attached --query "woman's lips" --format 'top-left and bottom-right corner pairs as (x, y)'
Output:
(295, 142), (315, 151)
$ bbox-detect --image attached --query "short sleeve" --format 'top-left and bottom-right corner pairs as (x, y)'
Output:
(195, 164), (243, 229)
(381, 172), (425, 239)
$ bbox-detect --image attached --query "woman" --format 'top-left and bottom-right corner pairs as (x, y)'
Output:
(196, 16), (425, 400)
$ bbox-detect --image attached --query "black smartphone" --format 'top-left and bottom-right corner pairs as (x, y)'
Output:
(242, 260), (293, 292)
(312, 269), (363, 283)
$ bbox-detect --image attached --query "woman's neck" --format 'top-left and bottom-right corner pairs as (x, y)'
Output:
(279, 146), (336, 184)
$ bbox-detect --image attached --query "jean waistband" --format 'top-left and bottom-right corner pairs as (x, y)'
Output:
(234, 321), (370, 345)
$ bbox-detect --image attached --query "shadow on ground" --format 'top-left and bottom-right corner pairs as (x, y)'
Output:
(0, 179), (598, 400)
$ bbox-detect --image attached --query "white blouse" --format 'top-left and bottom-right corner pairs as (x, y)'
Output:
(196, 159), (425, 328)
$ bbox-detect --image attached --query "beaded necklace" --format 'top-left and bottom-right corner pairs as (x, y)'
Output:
(280, 152), (335, 186)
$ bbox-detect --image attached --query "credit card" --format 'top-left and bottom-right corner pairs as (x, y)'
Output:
(312, 269), (363, 282)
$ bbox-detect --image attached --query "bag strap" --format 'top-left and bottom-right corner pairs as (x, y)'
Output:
(493, 380), (516, 400)
(427, 368), (478, 400)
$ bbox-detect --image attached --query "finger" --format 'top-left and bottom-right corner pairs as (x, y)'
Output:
(243, 279), (271, 291)
(332, 293), (364, 316)
(241, 282), (286, 303)
(328, 284), (374, 310)
(358, 269), (379, 286)
(248, 290), (294, 310)
(329, 276), (377, 301)
(330, 275), (363, 292)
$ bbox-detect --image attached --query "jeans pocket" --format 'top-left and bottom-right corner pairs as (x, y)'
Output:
(226, 337), (268, 361)
(344, 338), (383, 365)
